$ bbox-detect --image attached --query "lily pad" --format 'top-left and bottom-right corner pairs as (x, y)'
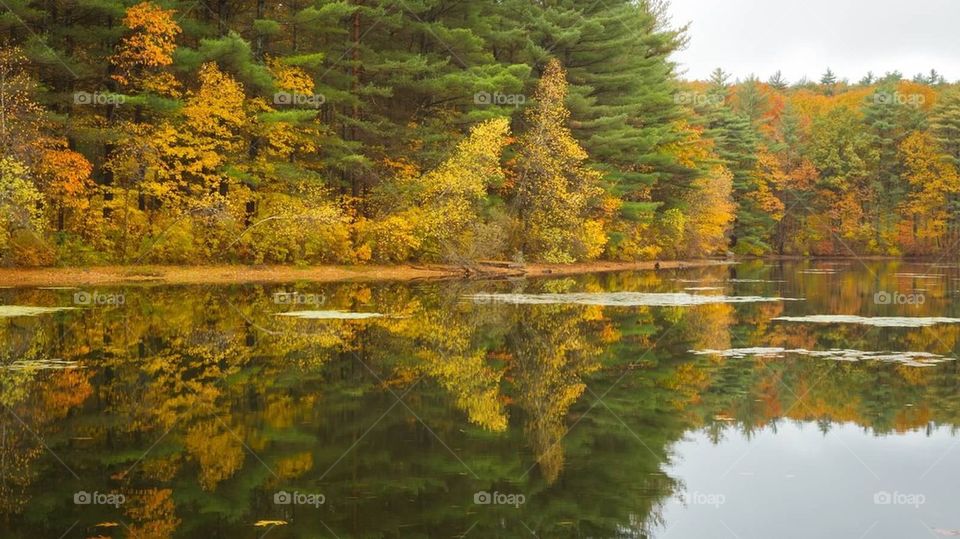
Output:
(467, 292), (802, 307)
(692, 347), (954, 368)
(0, 359), (82, 371)
(275, 310), (384, 320)
(0, 306), (77, 317)
(773, 315), (960, 328)
(254, 520), (287, 527)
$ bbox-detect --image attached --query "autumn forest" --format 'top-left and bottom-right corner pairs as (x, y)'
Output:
(2, 0), (960, 267)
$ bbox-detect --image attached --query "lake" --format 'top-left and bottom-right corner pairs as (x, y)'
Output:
(0, 261), (959, 538)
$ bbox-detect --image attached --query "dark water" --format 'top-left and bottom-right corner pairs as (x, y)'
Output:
(1, 261), (959, 538)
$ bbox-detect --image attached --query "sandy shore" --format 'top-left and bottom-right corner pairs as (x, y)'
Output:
(0, 259), (729, 287)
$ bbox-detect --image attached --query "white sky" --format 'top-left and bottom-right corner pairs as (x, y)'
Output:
(666, 0), (960, 83)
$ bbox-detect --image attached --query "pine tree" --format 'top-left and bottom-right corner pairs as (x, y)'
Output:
(710, 68), (731, 89)
(820, 68), (837, 95)
(768, 70), (788, 91)
(732, 76), (769, 123)
(931, 88), (960, 166)
(930, 88), (960, 235)
(696, 77), (764, 253)
(862, 82), (926, 249)
(278, 0), (528, 197)
(821, 68), (837, 85)
(503, 0), (694, 241)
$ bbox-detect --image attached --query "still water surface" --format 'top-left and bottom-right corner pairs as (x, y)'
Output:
(1, 261), (959, 538)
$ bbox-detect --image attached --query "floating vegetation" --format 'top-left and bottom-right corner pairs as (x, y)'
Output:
(254, 520), (288, 527)
(773, 315), (960, 327)
(37, 286), (80, 290)
(692, 347), (954, 368)
(683, 287), (725, 291)
(0, 305), (77, 317)
(275, 310), (385, 320)
(798, 269), (837, 275)
(467, 292), (802, 307)
(895, 273), (945, 279)
(0, 359), (82, 371)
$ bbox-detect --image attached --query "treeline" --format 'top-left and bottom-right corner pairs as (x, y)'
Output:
(691, 68), (960, 256)
(0, 1), (957, 266)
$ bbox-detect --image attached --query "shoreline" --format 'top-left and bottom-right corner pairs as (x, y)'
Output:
(0, 260), (730, 287)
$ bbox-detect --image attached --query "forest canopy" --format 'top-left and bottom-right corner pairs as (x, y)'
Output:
(0, 0), (958, 266)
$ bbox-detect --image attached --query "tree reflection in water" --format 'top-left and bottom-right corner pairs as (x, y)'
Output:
(0, 261), (959, 536)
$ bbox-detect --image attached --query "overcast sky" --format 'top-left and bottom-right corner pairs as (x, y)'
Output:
(666, 0), (960, 83)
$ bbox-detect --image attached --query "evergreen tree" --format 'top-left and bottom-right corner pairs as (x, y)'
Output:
(511, 1), (694, 205)
(697, 77), (764, 253)
(293, 0), (528, 196)
(930, 88), (960, 234)
(733, 75), (769, 123)
(820, 68), (837, 95)
(931, 88), (960, 166)
(820, 68), (837, 85)
(768, 70), (788, 91)
(862, 83), (926, 249)
(710, 67), (731, 89)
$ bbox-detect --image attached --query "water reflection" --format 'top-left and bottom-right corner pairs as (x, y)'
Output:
(0, 261), (957, 537)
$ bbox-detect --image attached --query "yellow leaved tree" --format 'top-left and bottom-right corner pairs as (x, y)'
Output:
(111, 1), (181, 96)
(152, 62), (249, 203)
(898, 131), (960, 253)
(513, 58), (606, 263)
(364, 117), (512, 262)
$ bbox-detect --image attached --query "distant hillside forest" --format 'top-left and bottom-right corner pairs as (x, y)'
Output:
(1, 1), (959, 266)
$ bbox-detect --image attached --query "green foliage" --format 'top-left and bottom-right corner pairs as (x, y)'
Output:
(5, 0), (960, 265)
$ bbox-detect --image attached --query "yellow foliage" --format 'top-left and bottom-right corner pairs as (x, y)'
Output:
(152, 63), (248, 199)
(514, 59), (606, 262)
(684, 164), (735, 257)
(267, 57), (315, 95)
(184, 420), (245, 491)
(898, 130), (960, 252)
(0, 157), (45, 260)
(367, 117), (511, 262)
(275, 452), (314, 479)
(749, 147), (787, 221)
(111, 2), (181, 90)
